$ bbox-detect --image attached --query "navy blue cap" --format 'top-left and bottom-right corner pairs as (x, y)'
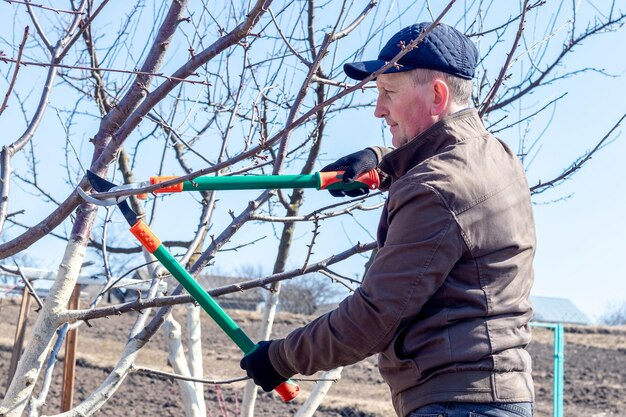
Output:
(344, 22), (478, 80)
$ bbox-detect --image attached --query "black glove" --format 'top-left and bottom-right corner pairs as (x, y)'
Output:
(320, 148), (378, 197)
(240, 340), (286, 392)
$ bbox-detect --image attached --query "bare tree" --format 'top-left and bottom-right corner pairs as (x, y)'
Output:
(601, 302), (626, 325)
(0, 1), (624, 416)
(278, 273), (344, 315)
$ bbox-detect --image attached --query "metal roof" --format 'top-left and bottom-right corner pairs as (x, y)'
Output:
(531, 295), (590, 325)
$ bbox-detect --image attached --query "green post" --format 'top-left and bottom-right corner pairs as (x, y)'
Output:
(530, 322), (565, 417)
(554, 323), (564, 417)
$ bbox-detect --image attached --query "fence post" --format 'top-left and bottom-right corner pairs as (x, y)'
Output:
(554, 323), (565, 417)
(6, 286), (31, 391)
(530, 322), (565, 417)
(61, 284), (80, 412)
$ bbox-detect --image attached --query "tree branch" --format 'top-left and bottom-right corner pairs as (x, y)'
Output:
(479, 0), (530, 117)
(0, 26), (28, 117)
(61, 240), (377, 322)
(530, 111), (626, 194)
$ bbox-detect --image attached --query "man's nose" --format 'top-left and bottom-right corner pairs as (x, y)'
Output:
(374, 96), (386, 118)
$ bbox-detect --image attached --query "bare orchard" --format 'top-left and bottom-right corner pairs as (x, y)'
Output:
(1, 300), (624, 416)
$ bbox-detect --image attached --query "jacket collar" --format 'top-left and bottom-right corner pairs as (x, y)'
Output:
(379, 108), (487, 179)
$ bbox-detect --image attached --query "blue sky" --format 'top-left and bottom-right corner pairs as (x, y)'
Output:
(1, 1), (625, 323)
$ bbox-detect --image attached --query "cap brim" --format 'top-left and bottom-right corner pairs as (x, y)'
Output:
(344, 60), (414, 80)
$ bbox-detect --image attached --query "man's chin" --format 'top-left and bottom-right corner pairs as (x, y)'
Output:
(392, 136), (409, 148)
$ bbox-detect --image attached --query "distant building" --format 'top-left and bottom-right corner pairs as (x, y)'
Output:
(530, 295), (590, 325)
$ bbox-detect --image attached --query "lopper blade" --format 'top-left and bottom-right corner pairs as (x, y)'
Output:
(84, 170), (138, 225)
(86, 170), (117, 192)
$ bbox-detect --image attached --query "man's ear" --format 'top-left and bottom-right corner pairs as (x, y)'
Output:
(431, 79), (449, 116)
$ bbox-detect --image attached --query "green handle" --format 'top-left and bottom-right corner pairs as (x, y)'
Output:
(152, 245), (256, 352)
(147, 170), (380, 194)
(183, 174), (318, 191)
(128, 220), (300, 401)
(152, 244), (300, 401)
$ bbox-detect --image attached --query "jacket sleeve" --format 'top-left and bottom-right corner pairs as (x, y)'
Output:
(268, 181), (465, 378)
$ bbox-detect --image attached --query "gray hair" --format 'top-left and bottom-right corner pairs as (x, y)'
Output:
(411, 69), (473, 107)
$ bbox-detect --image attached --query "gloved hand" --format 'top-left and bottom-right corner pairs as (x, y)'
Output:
(320, 148), (379, 197)
(240, 340), (286, 392)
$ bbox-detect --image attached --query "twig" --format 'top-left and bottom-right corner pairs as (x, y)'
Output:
(0, 26), (28, 117)
(13, 261), (44, 311)
(318, 269), (357, 293)
(28, 324), (70, 415)
(291, 377), (340, 382)
(485, 10), (626, 113)
(479, 0), (530, 117)
(131, 365), (247, 385)
(0, 57), (211, 87)
(3, 0), (84, 15)
(320, 267), (362, 286)
(217, 43), (249, 164)
(220, 236), (267, 252)
(62, 240), (377, 322)
(268, 7), (310, 66)
(146, 112), (213, 166)
(468, 1), (545, 37)
(250, 198), (384, 223)
(310, 74), (375, 89)
(23, 0), (53, 51)
(331, 0), (378, 41)
(300, 215), (321, 272)
(488, 93), (567, 134)
(57, 0), (111, 60)
(530, 111), (626, 194)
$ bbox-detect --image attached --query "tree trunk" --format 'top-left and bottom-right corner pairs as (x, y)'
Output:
(0, 204), (96, 416)
(165, 313), (205, 417)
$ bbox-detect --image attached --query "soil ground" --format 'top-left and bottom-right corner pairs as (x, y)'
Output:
(0, 298), (624, 416)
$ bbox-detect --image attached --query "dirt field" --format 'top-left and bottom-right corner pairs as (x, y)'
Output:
(0, 299), (624, 416)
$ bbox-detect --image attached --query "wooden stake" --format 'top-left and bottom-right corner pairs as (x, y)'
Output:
(61, 285), (80, 412)
(6, 286), (31, 392)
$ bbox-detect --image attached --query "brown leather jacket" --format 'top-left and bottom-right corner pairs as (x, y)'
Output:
(269, 108), (536, 416)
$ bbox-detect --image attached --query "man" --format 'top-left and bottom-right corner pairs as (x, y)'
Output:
(241, 22), (536, 417)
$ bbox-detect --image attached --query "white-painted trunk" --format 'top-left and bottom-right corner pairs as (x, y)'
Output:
(0, 236), (87, 417)
(43, 336), (145, 417)
(294, 367), (343, 417)
(164, 313), (204, 417)
(186, 304), (207, 417)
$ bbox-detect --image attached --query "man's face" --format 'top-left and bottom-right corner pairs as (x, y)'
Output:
(374, 71), (435, 148)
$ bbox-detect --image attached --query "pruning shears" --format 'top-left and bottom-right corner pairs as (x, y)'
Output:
(78, 170), (380, 206)
(82, 170), (302, 402)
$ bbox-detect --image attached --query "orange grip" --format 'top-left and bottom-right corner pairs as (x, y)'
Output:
(275, 381), (300, 402)
(129, 221), (161, 253)
(354, 169), (380, 189)
(150, 176), (184, 194)
(318, 170), (380, 190)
